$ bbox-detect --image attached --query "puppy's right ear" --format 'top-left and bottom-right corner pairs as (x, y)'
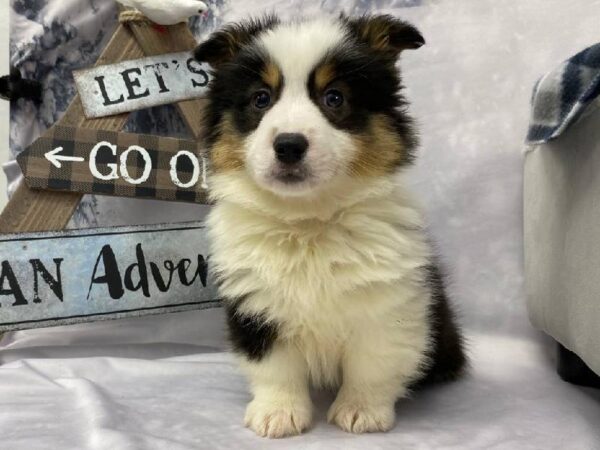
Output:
(194, 15), (279, 67)
(342, 14), (425, 59)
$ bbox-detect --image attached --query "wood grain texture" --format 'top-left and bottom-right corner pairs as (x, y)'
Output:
(0, 24), (142, 233)
(127, 21), (207, 140)
(0, 19), (209, 341)
(18, 125), (207, 204)
(0, 18), (208, 233)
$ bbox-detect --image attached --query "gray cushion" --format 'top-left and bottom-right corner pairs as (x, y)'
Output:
(525, 107), (600, 375)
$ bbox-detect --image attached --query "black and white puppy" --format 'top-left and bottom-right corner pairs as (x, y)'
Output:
(194, 14), (466, 438)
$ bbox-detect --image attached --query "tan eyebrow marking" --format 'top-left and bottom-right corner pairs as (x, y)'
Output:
(261, 61), (282, 89)
(314, 62), (337, 91)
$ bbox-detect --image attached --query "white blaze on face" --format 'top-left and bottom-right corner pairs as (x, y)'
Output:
(244, 19), (356, 196)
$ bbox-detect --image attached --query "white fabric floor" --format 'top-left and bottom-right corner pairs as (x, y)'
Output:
(2, 0), (600, 449)
(2, 316), (600, 449)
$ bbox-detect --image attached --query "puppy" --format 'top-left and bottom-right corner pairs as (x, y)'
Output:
(194, 14), (466, 438)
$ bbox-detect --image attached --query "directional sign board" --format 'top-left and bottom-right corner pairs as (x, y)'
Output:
(73, 51), (212, 119)
(17, 125), (209, 203)
(0, 221), (220, 332)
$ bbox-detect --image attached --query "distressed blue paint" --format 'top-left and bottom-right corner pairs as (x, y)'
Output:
(0, 221), (219, 332)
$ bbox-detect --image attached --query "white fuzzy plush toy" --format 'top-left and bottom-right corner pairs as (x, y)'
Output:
(117, 0), (208, 25)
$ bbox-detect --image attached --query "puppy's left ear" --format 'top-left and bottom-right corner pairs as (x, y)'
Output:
(344, 14), (425, 57)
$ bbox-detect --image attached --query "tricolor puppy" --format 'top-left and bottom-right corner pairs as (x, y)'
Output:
(194, 14), (466, 438)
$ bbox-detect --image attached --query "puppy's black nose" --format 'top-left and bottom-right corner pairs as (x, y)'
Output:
(273, 133), (308, 165)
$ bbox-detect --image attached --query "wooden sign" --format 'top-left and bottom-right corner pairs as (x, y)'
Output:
(0, 12), (216, 340)
(0, 221), (220, 332)
(73, 51), (212, 118)
(17, 125), (209, 203)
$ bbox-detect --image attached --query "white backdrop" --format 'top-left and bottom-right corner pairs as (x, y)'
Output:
(2, 1), (600, 448)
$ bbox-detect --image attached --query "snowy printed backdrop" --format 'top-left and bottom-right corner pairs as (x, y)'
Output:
(7, 0), (600, 336)
(9, 0), (224, 226)
(2, 1), (600, 449)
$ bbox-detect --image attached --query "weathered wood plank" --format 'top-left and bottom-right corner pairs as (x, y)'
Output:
(0, 221), (218, 333)
(17, 125), (208, 203)
(0, 24), (143, 233)
(74, 52), (211, 118)
(127, 21), (208, 140)
(0, 16), (213, 343)
(0, 18), (209, 233)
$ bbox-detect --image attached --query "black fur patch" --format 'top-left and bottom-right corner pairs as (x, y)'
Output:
(194, 15), (280, 67)
(195, 15), (283, 152)
(201, 48), (284, 152)
(307, 44), (418, 165)
(415, 263), (467, 386)
(225, 297), (279, 361)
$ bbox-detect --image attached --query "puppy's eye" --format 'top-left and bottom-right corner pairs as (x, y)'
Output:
(323, 89), (344, 108)
(253, 90), (271, 109)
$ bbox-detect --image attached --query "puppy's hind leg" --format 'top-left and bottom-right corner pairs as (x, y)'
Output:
(414, 264), (466, 386)
(241, 342), (313, 438)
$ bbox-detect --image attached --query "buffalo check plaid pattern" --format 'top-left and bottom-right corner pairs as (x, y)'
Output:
(17, 125), (209, 204)
(527, 42), (600, 144)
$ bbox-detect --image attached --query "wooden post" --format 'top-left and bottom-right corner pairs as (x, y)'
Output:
(127, 22), (208, 140)
(0, 24), (142, 233)
(0, 15), (205, 342)
(0, 19), (206, 234)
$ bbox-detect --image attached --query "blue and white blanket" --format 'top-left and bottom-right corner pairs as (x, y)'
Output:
(527, 42), (600, 144)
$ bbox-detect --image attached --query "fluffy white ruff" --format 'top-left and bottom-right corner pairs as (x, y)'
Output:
(207, 171), (434, 437)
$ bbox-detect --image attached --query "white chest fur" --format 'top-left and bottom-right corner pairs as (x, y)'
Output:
(207, 173), (433, 385)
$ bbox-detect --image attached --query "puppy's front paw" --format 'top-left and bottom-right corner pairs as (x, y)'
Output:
(327, 398), (395, 434)
(244, 399), (312, 438)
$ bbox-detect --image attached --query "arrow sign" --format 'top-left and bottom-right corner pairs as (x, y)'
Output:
(17, 125), (209, 204)
(73, 51), (212, 119)
(0, 221), (220, 332)
(45, 147), (85, 168)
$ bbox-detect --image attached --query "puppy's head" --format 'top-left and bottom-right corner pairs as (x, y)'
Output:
(195, 14), (423, 197)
